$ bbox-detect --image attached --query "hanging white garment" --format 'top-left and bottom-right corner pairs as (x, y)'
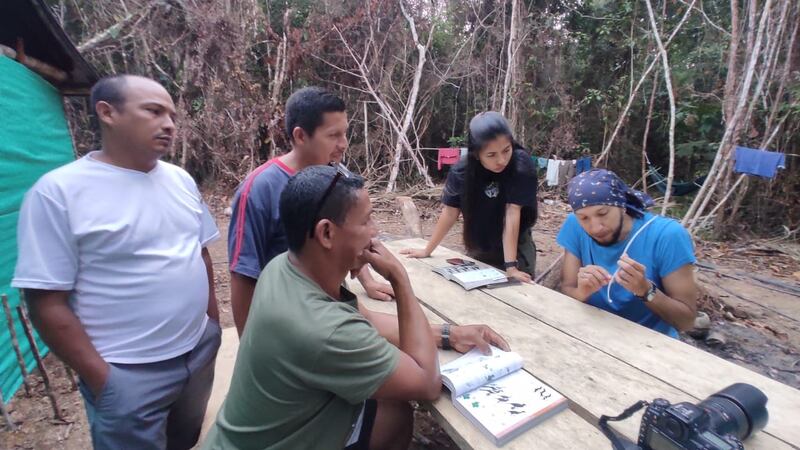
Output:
(546, 159), (560, 186)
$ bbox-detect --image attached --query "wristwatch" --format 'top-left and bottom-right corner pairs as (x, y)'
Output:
(441, 323), (452, 350)
(640, 281), (657, 303)
(503, 260), (518, 269)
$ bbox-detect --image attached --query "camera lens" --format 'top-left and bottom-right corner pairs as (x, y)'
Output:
(698, 383), (769, 440)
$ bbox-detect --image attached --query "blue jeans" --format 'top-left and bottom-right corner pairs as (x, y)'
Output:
(79, 319), (222, 450)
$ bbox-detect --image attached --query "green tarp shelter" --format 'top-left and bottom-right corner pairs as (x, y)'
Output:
(0, 0), (97, 403)
(0, 55), (75, 402)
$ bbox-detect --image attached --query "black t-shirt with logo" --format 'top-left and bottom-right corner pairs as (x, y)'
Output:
(441, 148), (538, 255)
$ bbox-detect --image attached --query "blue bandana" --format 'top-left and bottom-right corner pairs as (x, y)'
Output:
(567, 169), (654, 215)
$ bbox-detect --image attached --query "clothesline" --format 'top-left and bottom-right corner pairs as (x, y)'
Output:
(534, 156), (592, 186)
(433, 147), (594, 186)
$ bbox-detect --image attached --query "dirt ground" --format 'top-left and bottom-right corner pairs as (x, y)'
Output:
(2, 189), (799, 449)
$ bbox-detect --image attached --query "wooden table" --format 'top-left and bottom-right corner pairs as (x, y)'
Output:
(374, 238), (800, 450)
(198, 239), (800, 449)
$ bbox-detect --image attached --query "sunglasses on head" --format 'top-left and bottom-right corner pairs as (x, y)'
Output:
(308, 163), (354, 238)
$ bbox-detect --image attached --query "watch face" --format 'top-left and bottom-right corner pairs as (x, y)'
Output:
(646, 283), (656, 301)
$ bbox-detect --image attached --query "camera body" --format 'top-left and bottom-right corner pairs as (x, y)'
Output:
(638, 398), (744, 450)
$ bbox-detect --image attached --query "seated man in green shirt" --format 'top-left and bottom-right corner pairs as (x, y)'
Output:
(204, 165), (509, 450)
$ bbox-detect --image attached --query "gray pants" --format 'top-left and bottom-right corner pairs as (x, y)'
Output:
(79, 319), (222, 450)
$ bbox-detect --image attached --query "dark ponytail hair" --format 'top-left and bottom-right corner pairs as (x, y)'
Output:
(461, 112), (537, 253)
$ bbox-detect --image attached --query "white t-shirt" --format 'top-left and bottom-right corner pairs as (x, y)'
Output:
(12, 152), (220, 364)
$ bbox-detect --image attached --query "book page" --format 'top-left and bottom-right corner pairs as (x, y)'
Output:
(453, 370), (568, 444)
(440, 346), (523, 397)
(432, 263), (480, 280)
(451, 268), (507, 286)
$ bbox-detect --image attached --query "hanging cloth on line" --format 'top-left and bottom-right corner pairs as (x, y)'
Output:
(537, 156), (549, 169)
(437, 148), (461, 170)
(558, 160), (575, 185)
(546, 159), (560, 186)
(734, 146), (786, 179)
(575, 157), (592, 174)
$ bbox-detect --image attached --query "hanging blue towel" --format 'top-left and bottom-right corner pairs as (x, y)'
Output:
(575, 157), (592, 174)
(537, 157), (549, 169)
(734, 146), (786, 179)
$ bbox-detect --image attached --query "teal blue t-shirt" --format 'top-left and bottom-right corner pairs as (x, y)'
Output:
(556, 213), (696, 337)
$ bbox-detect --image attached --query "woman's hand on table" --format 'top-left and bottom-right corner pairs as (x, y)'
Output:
(506, 267), (533, 284)
(399, 247), (431, 259)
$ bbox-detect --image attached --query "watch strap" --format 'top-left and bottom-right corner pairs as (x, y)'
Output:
(643, 281), (657, 302)
(441, 323), (452, 350)
(503, 260), (518, 269)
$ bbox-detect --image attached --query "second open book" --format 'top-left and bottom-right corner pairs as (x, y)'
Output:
(440, 346), (569, 447)
(431, 263), (508, 290)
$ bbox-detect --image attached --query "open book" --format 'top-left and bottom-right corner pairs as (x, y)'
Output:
(432, 263), (508, 290)
(440, 347), (568, 446)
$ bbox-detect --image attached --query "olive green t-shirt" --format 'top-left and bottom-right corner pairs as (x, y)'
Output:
(203, 253), (399, 449)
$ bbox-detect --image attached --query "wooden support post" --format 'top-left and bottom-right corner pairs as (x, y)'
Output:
(16, 305), (64, 421)
(1, 294), (32, 397)
(0, 387), (16, 431)
(535, 254), (564, 288)
(396, 196), (423, 238)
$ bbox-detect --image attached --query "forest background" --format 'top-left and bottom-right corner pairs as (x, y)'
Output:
(55, 0), (799, 239)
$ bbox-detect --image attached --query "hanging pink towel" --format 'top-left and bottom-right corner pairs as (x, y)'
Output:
(438, 148), (461, 170)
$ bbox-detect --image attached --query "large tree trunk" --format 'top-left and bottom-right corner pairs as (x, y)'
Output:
(722, 0), (741, 124)
(684, 0), (773, 231)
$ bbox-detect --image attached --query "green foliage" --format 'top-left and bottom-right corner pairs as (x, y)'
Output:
(50, 0), (798, 232)
(448, 135), (466, 147)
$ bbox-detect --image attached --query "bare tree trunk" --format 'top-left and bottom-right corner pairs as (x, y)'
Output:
(641, 74), (660, 193)
(332, 19), (433, 190)
(364, 102), (371, 173)
(644, 0), (678, 214)
(268, 10), (290, 159)
(595, 0), (696, 166)
(697, 173), (747, 230)
(500, 0), (519, 117)
(77, 12), (136, 53)
(726, 176), (749, 225)
(763, 11), (798, 135)
(716, 0), (760, 209)
(684, 0), (773, 231)
(718, 0), (783, 215)
(386, 1), (435, 193)
(723, 0), (741, 123)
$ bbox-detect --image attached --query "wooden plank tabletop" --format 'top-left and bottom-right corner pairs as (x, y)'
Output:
(357, 289), (609, 450)
(381, 238), (799, 450)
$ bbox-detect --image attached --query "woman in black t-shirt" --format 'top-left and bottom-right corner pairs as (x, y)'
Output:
(401, 112), (538, 282)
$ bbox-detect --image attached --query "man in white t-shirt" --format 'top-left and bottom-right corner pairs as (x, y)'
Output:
(12, 75), (221, 450)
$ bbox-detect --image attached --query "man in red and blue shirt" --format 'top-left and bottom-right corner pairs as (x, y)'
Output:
(228, 87), (394, 336)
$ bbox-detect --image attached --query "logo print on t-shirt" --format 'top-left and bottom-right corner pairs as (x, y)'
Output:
(484, 182), (499, 198)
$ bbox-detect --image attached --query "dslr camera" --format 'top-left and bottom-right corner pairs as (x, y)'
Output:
(602, 383), (769, 450)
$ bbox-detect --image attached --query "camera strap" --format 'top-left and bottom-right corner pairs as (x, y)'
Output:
(598, 400), (650, 450)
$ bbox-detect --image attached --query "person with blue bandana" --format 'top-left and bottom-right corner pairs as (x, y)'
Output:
(556, 169), (698, 337)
